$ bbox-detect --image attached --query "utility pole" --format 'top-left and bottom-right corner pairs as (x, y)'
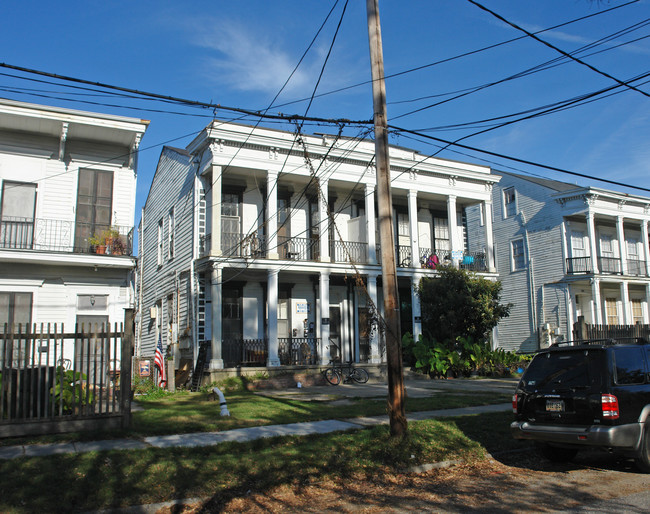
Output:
(366, 0), (407, 437)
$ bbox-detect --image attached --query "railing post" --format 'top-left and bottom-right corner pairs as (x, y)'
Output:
(120, 309), (134, 429)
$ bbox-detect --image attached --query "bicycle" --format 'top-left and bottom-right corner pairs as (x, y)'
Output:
(323, 361), (369, 386)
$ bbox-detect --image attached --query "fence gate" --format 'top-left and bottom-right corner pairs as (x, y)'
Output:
(0, 310), (133, 438)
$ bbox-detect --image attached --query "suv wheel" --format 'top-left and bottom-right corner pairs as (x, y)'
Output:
(536, 443), (578, 463)
(634, 425), (650, 473)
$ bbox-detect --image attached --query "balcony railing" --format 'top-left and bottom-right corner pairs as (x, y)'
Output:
(278, 337), (320, 365)
(0, 217), (133, 256)
(598, 256), (622, 275)
(332, 240), (368, 264)
(566, 256), (592, 274)
(627, 259), (648, 277)
(459, 252), (488, 272)
(279, 236), (319, 261)
(222, 338), (268, 367)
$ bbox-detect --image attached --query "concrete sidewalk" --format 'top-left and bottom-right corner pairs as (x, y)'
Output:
(0, 400), (512, 461)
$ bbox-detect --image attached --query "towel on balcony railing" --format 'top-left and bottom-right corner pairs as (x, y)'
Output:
(424, 254), (439, 269)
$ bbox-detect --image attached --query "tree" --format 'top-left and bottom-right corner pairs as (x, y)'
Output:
(417, 266), (511, 345)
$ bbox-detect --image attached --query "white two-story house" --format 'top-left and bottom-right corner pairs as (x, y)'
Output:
(0, 98), (148, 363)
(468, 171), (650, 353)
(138, 120), (499, 383)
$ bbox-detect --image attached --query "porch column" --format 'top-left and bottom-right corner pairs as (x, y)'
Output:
(586, 212), (599, 274)
(267, 269), (280, 366)
(319, 179), (330, 262)
(365, 183), (377, 264)
(367, 273), (381, 363)
(267, 171), (279, 259)
(447, 195), (459, 266)
(484, 200), (495, 272)
(591, 277), (603, 325)
(620, 281), (631, 325)
(319, 271), (330, 363)
(408, 190), (419, 267)
(616, 216), (627, 275)
(565, 283), (574, 340)
(641, 220), (650, 277)
(645, 284), (650, 324)
(209, 266), (224, 369)
(210, 165), (222, 256)
(411, 274), (422, 341)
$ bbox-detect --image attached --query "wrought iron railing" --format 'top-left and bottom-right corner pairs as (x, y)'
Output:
(0, 217), (133, 256)
(358, 337), (370, 363)
(397, 245), (412, 267)
(222, 338), (268, 367)
(278, 337), (320, 365)
(598, 256), (622, 275)
(627, 259), (648, 277)
(332, 240), (368, 264)
(566, 256), (592, 274)
(278, 236), (319, 261)
(459, 251), (488, 272)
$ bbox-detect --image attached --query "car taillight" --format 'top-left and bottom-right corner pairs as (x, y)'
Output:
(512, 394), (518, 414)
(601, 394), (619, 419)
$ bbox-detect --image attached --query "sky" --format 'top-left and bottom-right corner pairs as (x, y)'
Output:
(1, 0), (650, 229)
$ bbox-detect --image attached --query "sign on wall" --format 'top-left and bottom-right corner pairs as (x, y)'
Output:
(139, 360), (151, 377)
(296, 303), (310, 313)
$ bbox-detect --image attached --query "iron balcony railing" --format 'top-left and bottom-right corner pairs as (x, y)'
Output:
(627, 259), (648, 277)
(222, 338), (268, 368)
(278, 337), (320, 365)
(566, 256), (592, 274)
(278, 235), (319, 261)
(0, 217), (133, 256)
(598, 256), (622, 275)
(459, 251), (488, 272)
(332, 240), (368, 264)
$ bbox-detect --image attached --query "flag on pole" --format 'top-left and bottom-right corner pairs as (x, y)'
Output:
(154, 334), (167, 387)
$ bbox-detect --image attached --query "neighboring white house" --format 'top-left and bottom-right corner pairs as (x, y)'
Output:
(0, 98), (148, 363)
(138, 120), (499, 383)
(467, 171), (650, 353)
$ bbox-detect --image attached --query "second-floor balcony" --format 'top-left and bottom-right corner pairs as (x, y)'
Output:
(0, 217), (134, 256)
(627, 259), (648, 277)
(567, 255), (649, 277)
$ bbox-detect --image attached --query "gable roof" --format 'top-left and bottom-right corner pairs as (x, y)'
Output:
(495, 170), (578, 193)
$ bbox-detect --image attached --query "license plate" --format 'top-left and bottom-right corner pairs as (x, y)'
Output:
(546, 400), (565, 412)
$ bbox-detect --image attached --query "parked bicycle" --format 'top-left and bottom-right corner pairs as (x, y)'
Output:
(323, 343), (370, 385)
(324, 362), (369, 385)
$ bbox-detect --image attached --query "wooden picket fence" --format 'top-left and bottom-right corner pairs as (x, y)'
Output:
(0, 310), (134, 437)
(572, 316), (650, 342)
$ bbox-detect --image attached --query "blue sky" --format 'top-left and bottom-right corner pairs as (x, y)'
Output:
(2, 0), (650, 225)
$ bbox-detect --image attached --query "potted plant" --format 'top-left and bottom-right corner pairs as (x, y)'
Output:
(89, 233), (106, 254)
(102, 227), (126, 255)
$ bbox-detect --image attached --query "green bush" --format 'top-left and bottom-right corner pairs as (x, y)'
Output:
(50, 366), (94, 414)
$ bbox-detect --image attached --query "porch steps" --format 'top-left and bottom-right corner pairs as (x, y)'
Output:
(190, 341), (210, 392)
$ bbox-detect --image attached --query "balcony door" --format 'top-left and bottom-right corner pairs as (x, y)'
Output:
(221, 192), (241, 255)
(75, 169), (113, 252)
(1, 181), (37, 249)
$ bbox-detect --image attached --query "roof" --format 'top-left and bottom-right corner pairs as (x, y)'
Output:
(495, 170), (578, 192)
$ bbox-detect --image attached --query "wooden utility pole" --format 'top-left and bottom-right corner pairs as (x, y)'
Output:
(366, 0), (407, 437)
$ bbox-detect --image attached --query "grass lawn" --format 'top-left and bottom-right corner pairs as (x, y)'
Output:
(0, 411), (526, 513)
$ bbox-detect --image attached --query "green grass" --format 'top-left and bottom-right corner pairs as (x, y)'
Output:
(0, 411), (522, 513)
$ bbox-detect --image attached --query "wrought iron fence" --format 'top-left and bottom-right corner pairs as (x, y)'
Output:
(598, 256), (622, 274)
(627, 259), (648, 277)
(459, 252), (488, 272)
(222, 338), (268, 367)
(278, 338), (320, 365)
(358, 337), (370, 363)
(278, 236), (319, 261)
(397, 245), (412, 267)
(0, 315), (133, 437)
(332, 240), (368, 264)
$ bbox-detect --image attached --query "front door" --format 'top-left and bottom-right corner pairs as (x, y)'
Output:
(1, 181), (37, 249)
(75, 169), (113, 252)
(76, 314), (110, 384)
(329, 306), (341, 361)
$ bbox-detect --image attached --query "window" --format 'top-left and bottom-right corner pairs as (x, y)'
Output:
(433, 216), (450, 253)
(600, 234), (614, 257)
(75, 169), (113, 251)
(570, 231), (586, 258)
(511, 239), (525, 270)
(157, 219), (163, 266)
(1, 181), (37, 249)
(605, 298), (619, 325)
(503, 187), (516, 218)
(168, 208), (174, 260)
(614, 347), (646, 385)
(627, 238), (639, 259)
(631, 299), (644, 325)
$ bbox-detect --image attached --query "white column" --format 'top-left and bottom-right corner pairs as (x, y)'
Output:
(411, 274), (422, 341)
(616, 216), (627, 275)
(367, 273), (380, 363)
(319, 271), (330, 363)
(267, 171), (279, 259)
(210, 165), (222, 256)
(408, 190), (419, 267)
(267, 269), (280, 366)
(586, 212), (599, 274)
(561, 220), (569, 274)
(565, 283), (574, 340)
(365, 183), (377, 264)
(319, 179), (330, 262)
(641, 220), (650, 277)
(209, 267), (224, 369)
(620, 281), (631, 325)
(484, 201), (495, 272)
(591, 278), (603, 325)
(447, 195), (459, 266)
(645, 284), (650, 324)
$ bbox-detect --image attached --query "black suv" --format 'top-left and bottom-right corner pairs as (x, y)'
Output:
(511, 338), (650, 471)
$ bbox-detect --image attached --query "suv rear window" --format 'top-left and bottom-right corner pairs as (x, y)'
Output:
(522, 351), (590, 389)
(613, 347), (647, 385)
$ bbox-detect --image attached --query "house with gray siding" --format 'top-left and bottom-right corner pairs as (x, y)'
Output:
(138, 120), (499, 385)
(468, 171), (650, 353)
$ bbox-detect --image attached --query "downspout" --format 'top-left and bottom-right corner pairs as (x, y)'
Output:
(520, 212), (537, 335)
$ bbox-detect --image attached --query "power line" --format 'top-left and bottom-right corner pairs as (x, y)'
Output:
(467, 0), (650, 99)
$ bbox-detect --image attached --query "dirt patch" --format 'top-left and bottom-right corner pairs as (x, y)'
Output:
(154, 452), (649, 513)
(246, 373), (327, 390)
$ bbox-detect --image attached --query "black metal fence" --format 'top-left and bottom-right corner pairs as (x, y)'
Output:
(0, 311), (133, 437)
(278, 338), (320, 365)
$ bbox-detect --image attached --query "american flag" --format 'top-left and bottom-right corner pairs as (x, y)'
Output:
(154, 334), (166, 387)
